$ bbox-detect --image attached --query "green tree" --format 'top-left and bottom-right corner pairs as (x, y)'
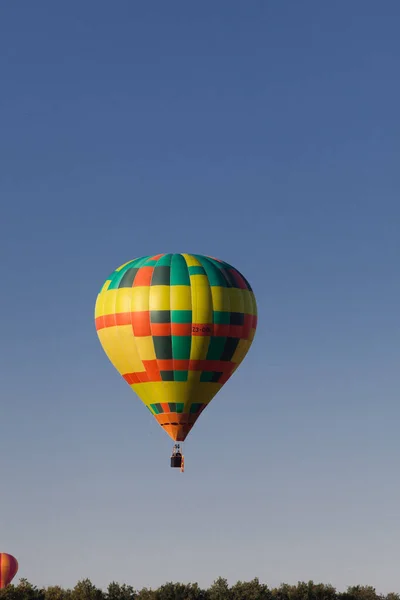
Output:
(208, 578), (231, 600)
(43, 586), (72, 600)
(18, 579), (45, 600)
(290, 582), (310, 600)
(339, 586), (382, 600)
(135, 589), (157, 600)
(0, 584), (22, 600)
(0, 580), (45, 600)
(271, 582), (335, 600)
(231, 577), (271, 600)
(155, 582), (208, 600)
(312, 583), (337, 600)
(181, 583), (209, 600)
(156, 582), (187, 600)
(271, 583), (292, 600)
(70, 580), (104, 600)
(107, 583), (136, 600)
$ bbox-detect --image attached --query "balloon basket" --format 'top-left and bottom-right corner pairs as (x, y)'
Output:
(170, 455), (182, 468)
(170, 443), (185, 472)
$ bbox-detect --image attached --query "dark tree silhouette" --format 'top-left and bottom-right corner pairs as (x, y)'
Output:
(0, 576), (396, 600)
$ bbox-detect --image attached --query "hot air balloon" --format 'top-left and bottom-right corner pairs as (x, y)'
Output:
(0, 554), (18, 589)
(95, 253), (257, 470)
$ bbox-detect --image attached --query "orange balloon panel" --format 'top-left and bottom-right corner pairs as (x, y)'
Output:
(0, 554), (18, 588)
(95, 253), (258, 441)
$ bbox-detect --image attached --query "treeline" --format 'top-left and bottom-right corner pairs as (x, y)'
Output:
(1, 578), (399, 600)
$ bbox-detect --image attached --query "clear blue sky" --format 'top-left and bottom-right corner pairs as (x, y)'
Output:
(1, 0), (399, 594)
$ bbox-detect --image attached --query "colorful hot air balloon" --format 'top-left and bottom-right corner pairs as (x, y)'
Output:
(95, 253), (257, 469)
(0, 554), (18, 589)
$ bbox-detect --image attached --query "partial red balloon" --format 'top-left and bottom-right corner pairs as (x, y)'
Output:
(0, 554), (18, 589)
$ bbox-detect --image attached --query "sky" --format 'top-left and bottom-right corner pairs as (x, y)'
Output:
(1, 0), (399, 594)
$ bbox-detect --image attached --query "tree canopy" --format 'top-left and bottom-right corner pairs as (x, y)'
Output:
(0, 578), (397, 600)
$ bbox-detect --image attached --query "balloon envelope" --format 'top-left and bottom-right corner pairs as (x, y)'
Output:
(0, 554), (18, 588)
(95, 253), (257, 441)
